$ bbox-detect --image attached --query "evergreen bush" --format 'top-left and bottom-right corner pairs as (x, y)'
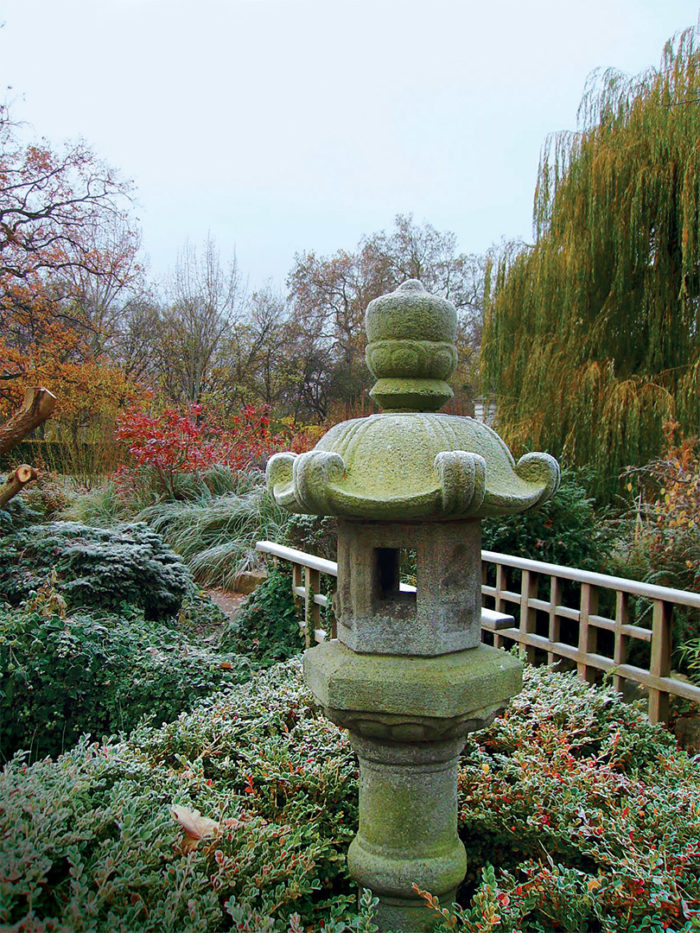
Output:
(219, 567), (305, 666)
(0, 599), (250, 761)
(481, 468), (613, 571)
(0, 520), (191, 620)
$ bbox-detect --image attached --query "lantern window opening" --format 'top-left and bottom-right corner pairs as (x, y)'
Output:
(375, 547), (417, 605)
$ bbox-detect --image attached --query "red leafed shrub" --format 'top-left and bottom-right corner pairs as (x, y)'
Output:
(114, 403), (308, 499)
(116, 405), (217, 489)
(421, 664), (700, 932)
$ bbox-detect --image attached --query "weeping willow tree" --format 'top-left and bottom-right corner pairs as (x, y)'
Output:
(482, 28), (699, 499)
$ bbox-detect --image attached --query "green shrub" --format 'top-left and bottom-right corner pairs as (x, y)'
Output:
(443, 664), (700, 932)
(482, 468), (613, 571)
(283, 513), (339, 562)
(0, 520), (191, 620)
(219, 567), (305, 666)
(0, 492), (42, 533)
(0, 600), (251, 761)
(0, 660), (371, 932)
(1, 660), (698, 931)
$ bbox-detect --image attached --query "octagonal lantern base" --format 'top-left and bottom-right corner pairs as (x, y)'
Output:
(304, 640), (522, 730)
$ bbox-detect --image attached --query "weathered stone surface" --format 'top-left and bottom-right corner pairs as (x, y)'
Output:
(336, 519), (481, 655)
(303, 639), (522, 727)
(365, 279), (458, 412)
(265, 278), (557, 932)
(232, 570), (267, 595)
(347, 733), (466, 931)
(266, 414), (559, 521)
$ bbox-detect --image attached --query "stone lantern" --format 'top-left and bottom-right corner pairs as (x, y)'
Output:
(267, 280), (559, 932)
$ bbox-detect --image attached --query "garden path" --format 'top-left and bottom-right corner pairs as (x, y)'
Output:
(206, 588), (246, 623)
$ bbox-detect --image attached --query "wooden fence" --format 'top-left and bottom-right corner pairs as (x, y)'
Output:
(256, 540), (700, 724)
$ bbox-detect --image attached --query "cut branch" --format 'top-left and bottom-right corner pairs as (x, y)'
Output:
(0, 386), (57, 456)
(0, 463), (37, 508)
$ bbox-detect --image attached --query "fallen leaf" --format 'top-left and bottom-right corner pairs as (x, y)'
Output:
(171, 804), (220, 852)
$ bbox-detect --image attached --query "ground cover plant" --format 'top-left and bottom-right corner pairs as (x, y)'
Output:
(0, 661), (370, 933)
(1, 660), (698, 932)
(219, 567), (305, 666)
(0, 594), (250, 763)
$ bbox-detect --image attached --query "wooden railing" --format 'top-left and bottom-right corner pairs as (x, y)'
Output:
(256, 540), (700, 724)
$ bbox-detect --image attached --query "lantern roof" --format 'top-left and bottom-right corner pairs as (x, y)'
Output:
(267, 280), (559, 520)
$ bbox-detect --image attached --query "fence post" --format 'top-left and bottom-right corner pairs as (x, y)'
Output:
(305, 567), (320, 648)
(520, 569), (538, 664)
(292, 563), (303, 611)
(547, 575), (560, 665)
(577, 583), (598, 684)
(494, 562), (506, 649)
(648, 599), (672, 723)
(613, 591), (629, 696)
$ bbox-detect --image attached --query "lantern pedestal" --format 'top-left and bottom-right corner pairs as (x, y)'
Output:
(304, 640), (522, 931)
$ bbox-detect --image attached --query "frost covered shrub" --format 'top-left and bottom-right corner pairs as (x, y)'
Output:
(445, 665), (700, 932)
(0, 601), (251, 761)
(0, 520), (190, 620)
(0, 661), (368, 932)
(1, 661), (698, 932)
(0, 491), (41, 532)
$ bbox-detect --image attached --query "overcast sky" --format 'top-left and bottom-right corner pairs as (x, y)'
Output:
(1, 0), (698, 292)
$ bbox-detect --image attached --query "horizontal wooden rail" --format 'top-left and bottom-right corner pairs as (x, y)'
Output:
(481, 550), (700, 609)
(256, 540), (700, 724)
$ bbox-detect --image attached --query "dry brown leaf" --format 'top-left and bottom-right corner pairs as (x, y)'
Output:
(171, 804), (220, 852)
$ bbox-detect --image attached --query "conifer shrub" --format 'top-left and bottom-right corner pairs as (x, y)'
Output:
(1, 660), (698, 932)
(0, 520), (190, 620)
(0, 492), (41, 532)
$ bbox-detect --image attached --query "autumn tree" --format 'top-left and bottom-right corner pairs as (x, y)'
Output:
(0, 103), (144, 457)
(0, 103), (137, 330)
(481, 29), (700, 498)
(155, 238), (243, 405)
